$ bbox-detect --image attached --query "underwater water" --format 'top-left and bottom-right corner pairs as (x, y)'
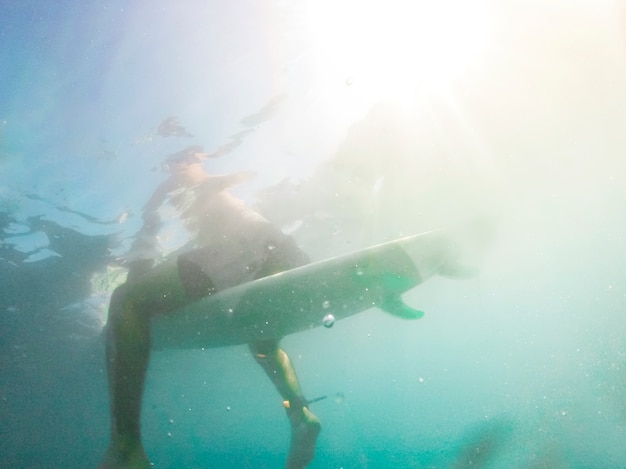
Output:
(2, 1), (626, 468)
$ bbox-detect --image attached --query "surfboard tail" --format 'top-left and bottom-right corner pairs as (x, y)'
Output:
(400, 230), (480, 281)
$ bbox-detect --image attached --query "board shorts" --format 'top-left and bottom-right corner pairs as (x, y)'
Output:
(177, 223), (309, 299)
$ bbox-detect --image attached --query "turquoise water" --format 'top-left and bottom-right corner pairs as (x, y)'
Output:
(2, 1), (626, 468)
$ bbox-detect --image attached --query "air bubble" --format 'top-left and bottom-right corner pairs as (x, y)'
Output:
(322, 314), (335, 328)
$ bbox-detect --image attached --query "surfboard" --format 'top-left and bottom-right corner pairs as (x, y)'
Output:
(151, 230), (464, 350)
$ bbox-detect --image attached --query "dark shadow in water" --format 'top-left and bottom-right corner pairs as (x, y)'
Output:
(0, 213), (114, 468)
(450, 419), (514, 468)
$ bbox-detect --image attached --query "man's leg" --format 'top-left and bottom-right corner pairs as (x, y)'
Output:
(99, 283), (152, 468)
(250, 340), (321, 469)
(99, 262), (188, 469)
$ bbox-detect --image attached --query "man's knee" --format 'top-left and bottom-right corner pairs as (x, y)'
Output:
(107, 283), (141, 325)
(105, 283), (152, 347)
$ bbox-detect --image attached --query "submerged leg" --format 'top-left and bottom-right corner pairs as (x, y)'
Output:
(99, 260), (188, 468)
(250, 340), (321, 469)
(99, 284), (152, 469)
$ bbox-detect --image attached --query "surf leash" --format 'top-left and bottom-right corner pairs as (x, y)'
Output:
(282, 392), (343, 410)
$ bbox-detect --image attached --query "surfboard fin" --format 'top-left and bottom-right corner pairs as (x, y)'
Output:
(380, 294), (424, 320)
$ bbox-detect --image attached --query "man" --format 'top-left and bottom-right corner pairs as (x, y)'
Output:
(99, 147), (321, 468)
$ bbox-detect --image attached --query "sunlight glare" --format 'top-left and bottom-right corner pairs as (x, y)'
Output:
(305, 0), (491, 106)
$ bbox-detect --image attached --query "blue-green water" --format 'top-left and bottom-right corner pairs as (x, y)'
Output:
(2, 1), (626, 468)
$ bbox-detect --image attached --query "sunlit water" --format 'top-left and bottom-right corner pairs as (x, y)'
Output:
(1, 1), (626, 468)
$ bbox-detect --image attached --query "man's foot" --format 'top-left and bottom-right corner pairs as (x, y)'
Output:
(286, 407), (321, 469)
(98, 443), (152, 469)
